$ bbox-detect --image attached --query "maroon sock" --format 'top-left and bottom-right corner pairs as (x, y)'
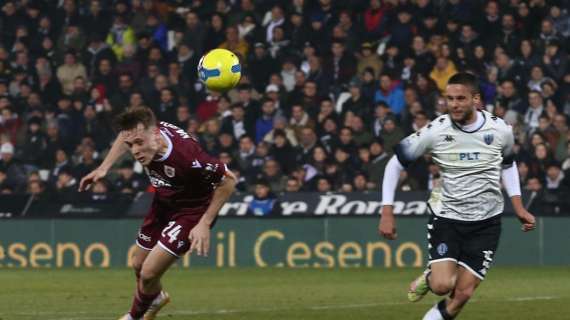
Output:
(128, 285), (160, 319)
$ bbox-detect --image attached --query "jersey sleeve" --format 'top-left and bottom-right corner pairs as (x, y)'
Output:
(500, 123), (515, 167)
(393, 124), (436, 167)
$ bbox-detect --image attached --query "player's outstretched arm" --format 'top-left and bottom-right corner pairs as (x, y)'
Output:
(78, 133), (128, 191)
(189, 171), (237, 256)
(502, 162), (536, 232)
(379, 156), (405, 240)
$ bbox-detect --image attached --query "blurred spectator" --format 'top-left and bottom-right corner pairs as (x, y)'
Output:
(375, 73), (405, 115)
(255, 99), (277, 143)
(430, 56), (458, 93)
(324, 41), (357, 89)
(57, 50), (87, 96)
(73, 144), (100, 181)
(270, 129), (298, 175)
(106, 15), (136, 61)
(0, 107), (22, 144)
(54, 167), (77, 194)
(545, 162), (565, 190)
(259, 159), (287, 193)
(263, 116), (298, 146)
(20, 117), (47, 167)
(220, 26), (249, 60)
(0, 142), (26, 191)
(182, 11), (207, 57)
(379, 117), (405, 154)
(397, 170), (420, 192)
(367, 139), (389, 185)
(0, 0), (565, 197)
(353, 172), (373, 192)
(83, 0), (111, 38)
(524, 90), (545, 134)
(342, 79), (371, 120)
(91, 179), (110, 201)
(285, 177), (301, 193)
(362, 0), (389, 42)
(316, 176), (333, 193)
(27, 179), (46, 197)
(247, 179), (277, 216)
(114, 161), (147, 194)
(357, 43), (382, 78)
(236, 135), (256, 180)
(221, 103), (248, 140)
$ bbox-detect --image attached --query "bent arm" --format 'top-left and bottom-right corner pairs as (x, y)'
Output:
(99, 133), (128, 171)
(200, 171), (237, 226)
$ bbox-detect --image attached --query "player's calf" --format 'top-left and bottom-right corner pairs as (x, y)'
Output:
(445, 285), (475, 316)
(139, 269), (162, 293)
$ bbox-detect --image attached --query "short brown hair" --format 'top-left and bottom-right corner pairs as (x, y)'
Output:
(448, 72), (480, 95)
(113, 106), (157, 132)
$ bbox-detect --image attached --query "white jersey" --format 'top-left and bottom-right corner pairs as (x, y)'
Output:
(395, 111), (515, 221)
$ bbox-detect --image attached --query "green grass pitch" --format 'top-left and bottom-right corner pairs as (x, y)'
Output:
(1, 267), (569, 320)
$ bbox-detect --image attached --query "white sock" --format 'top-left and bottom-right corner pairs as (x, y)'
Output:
(150, 290), (165, 305)
(126, 314), (142, 320)
(422, 304), (444, 320)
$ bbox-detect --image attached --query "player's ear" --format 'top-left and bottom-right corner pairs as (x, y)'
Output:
(152, 127), (161, 139)
(472, 92), (481, 104)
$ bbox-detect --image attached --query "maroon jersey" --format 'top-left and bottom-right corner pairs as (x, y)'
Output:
(144, 121), (227, 215)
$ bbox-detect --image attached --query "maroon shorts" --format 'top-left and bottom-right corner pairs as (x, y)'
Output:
(136, 209), (202, 257)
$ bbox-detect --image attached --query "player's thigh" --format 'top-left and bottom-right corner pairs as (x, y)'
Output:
(429, 260), (458, 290)
(458, 216), (501, 280)
(140, 245), (179, 281)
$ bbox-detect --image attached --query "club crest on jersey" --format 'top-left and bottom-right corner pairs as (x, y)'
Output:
(164, 165), (176, 178)
(484, 134), (494, 145)
(437, 243), (448, 256)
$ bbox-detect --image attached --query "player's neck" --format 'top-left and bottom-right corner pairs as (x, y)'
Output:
(458, 111), (484, 131)
(464, 111), (478, 126)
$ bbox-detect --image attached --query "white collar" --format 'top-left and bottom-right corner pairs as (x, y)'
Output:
(155, 130), (173, 162)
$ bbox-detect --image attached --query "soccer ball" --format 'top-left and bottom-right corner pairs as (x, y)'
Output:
(197, 49), (241, 92)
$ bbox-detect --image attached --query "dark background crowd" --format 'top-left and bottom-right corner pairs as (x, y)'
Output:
(0, 0), (568, 213)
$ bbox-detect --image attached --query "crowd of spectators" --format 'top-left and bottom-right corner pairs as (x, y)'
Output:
(0, 0), (568, 213)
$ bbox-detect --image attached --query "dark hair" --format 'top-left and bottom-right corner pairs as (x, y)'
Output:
(113, 107), (157, 132)
(447, 72), (480, 94)
(528, 89), (542, 97)
(414, 110), (428, 119)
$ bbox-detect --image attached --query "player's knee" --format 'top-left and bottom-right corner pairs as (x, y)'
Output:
(429, 279), (454, 295)
(139, 269), (160, 287)
(132, 260), (143, 275)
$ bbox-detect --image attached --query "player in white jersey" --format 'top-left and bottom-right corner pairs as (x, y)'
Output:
(378, 73), (536, 320)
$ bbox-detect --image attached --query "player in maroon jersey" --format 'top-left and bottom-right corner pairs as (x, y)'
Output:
(79, 107), (236, 320)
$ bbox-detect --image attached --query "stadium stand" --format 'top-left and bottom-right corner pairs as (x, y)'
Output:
(0, 0), (568, 211)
